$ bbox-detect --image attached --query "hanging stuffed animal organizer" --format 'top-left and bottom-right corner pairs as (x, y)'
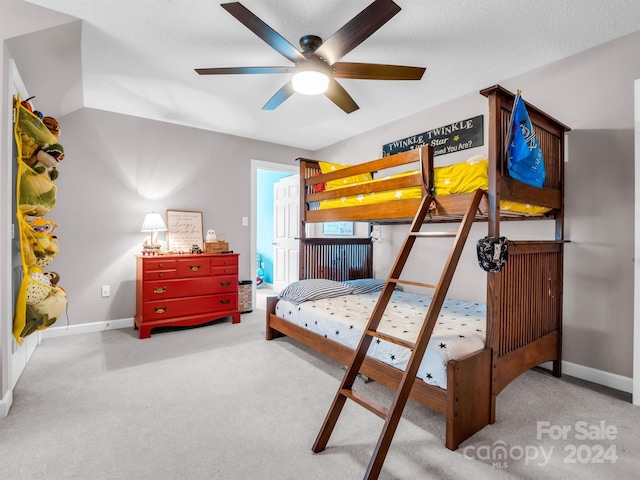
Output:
(13, 95), (68, 343)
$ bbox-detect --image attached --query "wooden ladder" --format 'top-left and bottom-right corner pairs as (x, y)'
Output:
(312, 188), (485, 480)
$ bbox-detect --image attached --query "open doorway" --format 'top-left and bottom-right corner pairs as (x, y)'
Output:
(250, 160), (298, 308)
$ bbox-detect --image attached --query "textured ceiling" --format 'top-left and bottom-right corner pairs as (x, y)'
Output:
(26, 0), (640, 150)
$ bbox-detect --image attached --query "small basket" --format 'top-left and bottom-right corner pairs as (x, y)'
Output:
(238, 280), (252, 313)
(204, 241), (229, 253)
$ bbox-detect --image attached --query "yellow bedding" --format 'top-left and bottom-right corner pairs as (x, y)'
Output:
(317, 156), (551, 215)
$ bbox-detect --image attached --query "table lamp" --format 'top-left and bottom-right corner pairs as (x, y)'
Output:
(141, 212), (167, 250)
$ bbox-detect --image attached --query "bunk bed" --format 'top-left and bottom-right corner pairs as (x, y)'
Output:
(265, 84), (570, 451)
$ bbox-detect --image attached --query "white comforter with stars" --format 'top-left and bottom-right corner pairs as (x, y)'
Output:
(275, 291), (486, 390)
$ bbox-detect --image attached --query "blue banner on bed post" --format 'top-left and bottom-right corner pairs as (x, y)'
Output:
(507, 93), (546, 188)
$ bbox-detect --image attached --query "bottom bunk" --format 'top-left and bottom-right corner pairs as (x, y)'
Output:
(266, 286), (492, 450)
(265, 238), (563, 450)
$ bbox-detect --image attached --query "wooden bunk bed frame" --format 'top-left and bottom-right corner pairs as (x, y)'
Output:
(265, 84), (570, 451)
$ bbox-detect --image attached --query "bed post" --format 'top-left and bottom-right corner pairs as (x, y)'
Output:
(483, 87), (505, 240)
(265, 296), (283, 340)
(481, 85), (570, 421)
(297, 157), (318, 242)
(481, 86), (509, 423)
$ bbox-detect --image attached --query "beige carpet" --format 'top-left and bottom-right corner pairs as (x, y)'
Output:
(1, 306), (638, 480)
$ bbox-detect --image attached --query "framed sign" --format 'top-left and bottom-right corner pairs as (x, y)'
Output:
(166, 210), (203, 252)
(323, 221), (354, 236)
(382, 115), (484, 158)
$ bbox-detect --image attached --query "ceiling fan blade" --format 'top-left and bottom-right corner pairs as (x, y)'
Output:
(324, 78), (359, 114)
(262, 81), (296, 110)
(332, 62), (425, 80)
(315, 0), (401, 65)
(195, 66), (294, 75)
(221, 2), (305, 63)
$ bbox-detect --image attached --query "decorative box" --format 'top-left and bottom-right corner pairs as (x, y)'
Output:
(204, 241), (229, 253)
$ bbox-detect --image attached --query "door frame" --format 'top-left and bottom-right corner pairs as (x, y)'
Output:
(634, 79), (639, 406)
(250, 160), (298, 300)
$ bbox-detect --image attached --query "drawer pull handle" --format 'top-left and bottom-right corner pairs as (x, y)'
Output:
(154, 307), (167, 314)
(153, 287), (167, 294)
(158, 273), (164, 278)
(189, 265), (201, 271)
(158, 263), (164, 268)
(220, 299), (230, 305)
(220, 281), (231, 287)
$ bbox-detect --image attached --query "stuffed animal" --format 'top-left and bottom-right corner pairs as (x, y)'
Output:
(42, 117), (61, 137)
(19, 132), (41, 162)
(44, 271), (61, 287)
(205, 229), (217, 242)
(26, 270), (51, 305)
(31, 288), (67, 322)
(33, 143), (64, 180)
(22, 287), (67, 338)
(20, 139), (64, 181)
(21, 217), (59, 267)
(35, 235), (59, 268)
(20, 96), (35, 112)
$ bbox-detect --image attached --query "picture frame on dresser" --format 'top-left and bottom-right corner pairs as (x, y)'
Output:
(166, 209), (203, 252)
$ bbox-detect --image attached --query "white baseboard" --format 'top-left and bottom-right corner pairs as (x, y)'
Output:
(540, 360), (633, 394)
(0, 388), (12, 418)
(40, 318), (134, 339)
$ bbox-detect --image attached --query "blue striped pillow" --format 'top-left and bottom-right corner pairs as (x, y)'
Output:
(342, 278), (386, 294)
(277, 279), (353, 305)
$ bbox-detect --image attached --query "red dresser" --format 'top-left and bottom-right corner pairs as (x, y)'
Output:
(134, 253), (240, 339)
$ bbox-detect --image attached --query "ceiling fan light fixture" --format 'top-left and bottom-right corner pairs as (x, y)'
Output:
(292, 70), (329, 95)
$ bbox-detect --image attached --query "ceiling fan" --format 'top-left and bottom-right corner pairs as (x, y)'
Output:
(195, 0), (426, 113)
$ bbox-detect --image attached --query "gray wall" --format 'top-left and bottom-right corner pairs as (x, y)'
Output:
(564, 130), (634, 375)
(52, 108), (311, 325)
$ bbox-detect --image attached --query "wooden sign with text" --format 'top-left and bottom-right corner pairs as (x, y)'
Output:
(382, 115), (484, 157)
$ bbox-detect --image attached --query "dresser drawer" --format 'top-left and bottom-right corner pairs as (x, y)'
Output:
(208, 292), (238, 312)
(211, 255), (237, 268)
(143, 293), (238, 319)
(177, 258), (211, 277)
(211, 265), (238, 276)
(143, 269), (177, 281)
(211, 274), (238, 293)
(143, 259), (177, 271)
(143, 277), (218, 301)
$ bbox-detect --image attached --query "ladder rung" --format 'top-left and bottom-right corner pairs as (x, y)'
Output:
(409, 231), (457, 238)
(340, 388), (389, 419)
(390, 278), (438, 289)
(366, 329), (416, 350)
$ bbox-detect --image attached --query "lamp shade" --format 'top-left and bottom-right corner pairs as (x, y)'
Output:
(140, 212), (167, 232)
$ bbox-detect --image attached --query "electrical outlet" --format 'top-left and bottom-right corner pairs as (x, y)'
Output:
(101, 285), (110, 298)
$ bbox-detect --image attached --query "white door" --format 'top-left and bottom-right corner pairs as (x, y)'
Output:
(272, 175), (299, 293)
(7, 60), (39, 393)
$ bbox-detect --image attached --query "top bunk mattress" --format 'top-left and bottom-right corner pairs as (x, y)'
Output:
(312, 155), (551, 216)
(274, 286), (486, 390)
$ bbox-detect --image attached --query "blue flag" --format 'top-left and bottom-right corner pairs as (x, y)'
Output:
(507, 93), (546, 188)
